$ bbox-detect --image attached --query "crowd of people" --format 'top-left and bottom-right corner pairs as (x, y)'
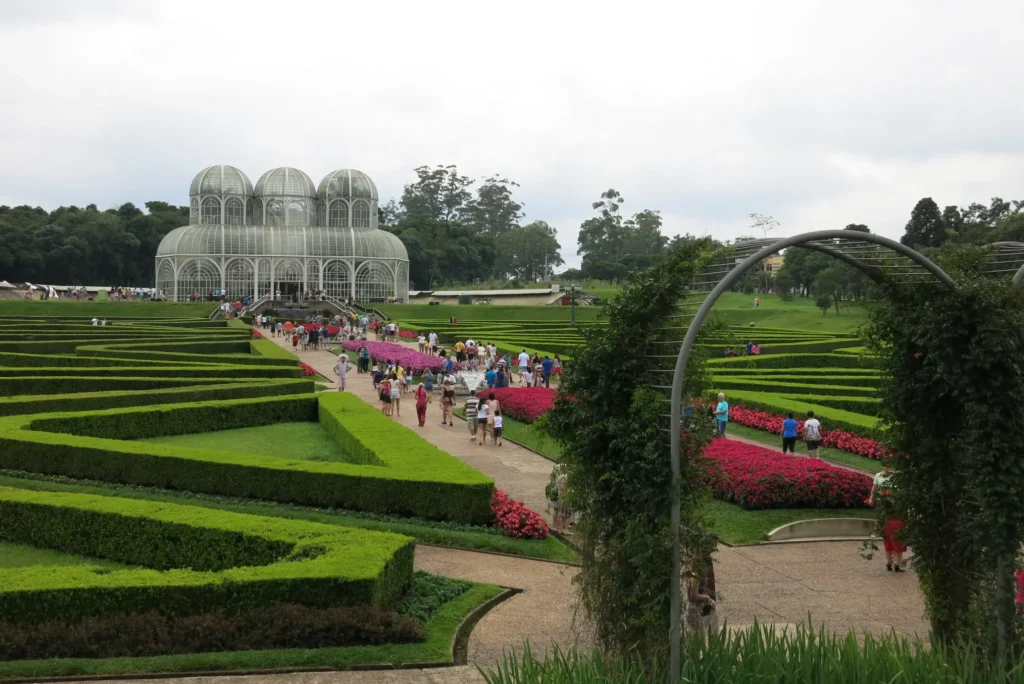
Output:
(723, 341), (761, 357)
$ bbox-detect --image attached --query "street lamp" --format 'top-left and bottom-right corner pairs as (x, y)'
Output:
(568, 283), (578, 326)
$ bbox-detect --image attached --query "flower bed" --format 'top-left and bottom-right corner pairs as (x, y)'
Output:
(487, 387), (556, 423)
(340, 341), (443, 374)
(491, 490), (548, 539)
(251, 329), (263, 339)
(298, 362), (316, 377)
(702, 438), (872, 510)
(729, 405), (888, 460)
(399, 330), (417, 339)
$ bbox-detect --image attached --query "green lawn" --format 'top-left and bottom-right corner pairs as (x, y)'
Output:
(138, 422), (349, 463)
(710, 292), (868, 333)
(0, 541), (124, 569)
(0, 301), (214, 318)
(725, 423), (882, 473)
(702, 499), (875, 545)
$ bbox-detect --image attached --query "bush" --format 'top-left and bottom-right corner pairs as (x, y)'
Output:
(701, 438), (872, 509)
(0, 393), (495, 525)
(491, 490), (549, 539)
(0, 603), (424, 661)
(488, 387), (557, 423)
(708, 353), (877, 370)
(396, 571), (471, 624)
(0, 486), (414, 624)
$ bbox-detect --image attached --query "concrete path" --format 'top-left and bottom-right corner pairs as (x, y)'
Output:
(281, 335), (555, 520)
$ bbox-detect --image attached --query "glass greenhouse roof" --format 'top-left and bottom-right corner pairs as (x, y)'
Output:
(156, 224), (408, 261)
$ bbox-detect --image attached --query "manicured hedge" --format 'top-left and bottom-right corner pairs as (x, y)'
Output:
(711, 377), (878, 397)
(0, 379), (312, 416)
(715, 389), (881, 439)
(0, 394), (495, 524)
(0, 486), (414, 624)
(708, 353), (877, 370)
(0, 364), (302, 379)
(0, 375), (234, 396)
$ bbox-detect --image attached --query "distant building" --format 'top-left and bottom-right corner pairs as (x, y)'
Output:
(764, 254), (784, 273)
(408, 285), (599, 306)
(155, 166), (409, 302)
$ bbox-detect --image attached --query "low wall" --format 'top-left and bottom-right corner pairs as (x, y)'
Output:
(767, 517), (875, 542)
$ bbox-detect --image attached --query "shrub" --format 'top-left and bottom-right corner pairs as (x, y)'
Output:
(488, 387), (557, 423)
(0, 486), (414, 625)
(491, 490), (549, 539)
(701, 438), (872, 509)
(0, 603), (424, 661)
(728, 404), (888, 459)
(0, 393), (496, 524)
(396, 571), (471, 624)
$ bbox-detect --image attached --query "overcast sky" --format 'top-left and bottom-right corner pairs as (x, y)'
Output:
(1, 0), (1021, 268)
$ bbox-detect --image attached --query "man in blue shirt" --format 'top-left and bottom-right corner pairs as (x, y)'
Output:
(746, 341), (753, 355)
(782, 412), (798, 453)
(445, 356), (454, 374)
(714, 393), (729, 436)
(542, 356), (553, 387)
(485, 368), (496, 389)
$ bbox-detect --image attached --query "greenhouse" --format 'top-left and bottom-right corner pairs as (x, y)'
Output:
(155, 165), (409, 302)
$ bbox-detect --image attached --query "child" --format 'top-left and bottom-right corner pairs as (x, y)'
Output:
(492, 410), (503, 446)
(291, 332), (299, 349)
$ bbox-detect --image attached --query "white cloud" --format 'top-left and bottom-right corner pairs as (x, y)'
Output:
(1, 0), (1022, 269)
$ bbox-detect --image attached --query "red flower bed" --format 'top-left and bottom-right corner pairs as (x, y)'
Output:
(298, 362), (316, 377)
(399, 329), (417, 339)
(702, 438), (872, 510)
(728, 405), (888, 460)
(251, 329), (262, 339)
(487, 387), (556, 423)
(1016, 570), (1024, 612)
(492, 490), (549, 539)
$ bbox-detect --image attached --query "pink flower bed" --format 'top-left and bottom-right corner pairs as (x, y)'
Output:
(702, 438), (872, 510)
(340, 340), (443, 374)
(487, 387), (557, 423)
(728, 405), (888, 460)
(492, 490), (549, 539)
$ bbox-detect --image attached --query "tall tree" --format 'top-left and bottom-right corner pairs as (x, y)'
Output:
(502, 221), (563, 281)
(464, 176), (523, 237)
(901, 197), (947, 249)
(400, 165), (474, 223)
(577, 190), (666, 279)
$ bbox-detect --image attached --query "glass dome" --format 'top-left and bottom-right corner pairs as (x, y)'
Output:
(156, 224), (408, 261)
(156, 165), (409, 304)
(318, 169), (379, 201)
(254, 167), (317, 198)
(189, 165), (253, 197)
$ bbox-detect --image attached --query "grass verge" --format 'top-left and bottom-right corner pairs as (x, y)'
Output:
(0, 541), (123, 569)
(701, 499), (874, 545)
(0, 472), (578, 564)
(0, 583), (503, 680)
(725, 423), (883, 473)
(454, 408), (562, 462)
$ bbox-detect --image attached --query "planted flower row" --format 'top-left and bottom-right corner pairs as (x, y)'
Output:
(702, 438), (872, 510)
(340, 340), (443, 374)
(487, 387), (557, 423)
(729, 405), (888, 460)
(492, 490), (549, 539)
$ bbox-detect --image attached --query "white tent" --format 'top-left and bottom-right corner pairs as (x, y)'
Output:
(0, 281), (15, 289)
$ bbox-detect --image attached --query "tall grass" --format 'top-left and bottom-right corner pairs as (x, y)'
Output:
(483, 623), (1024, 684)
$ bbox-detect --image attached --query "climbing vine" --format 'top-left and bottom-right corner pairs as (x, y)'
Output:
(869, 257), (1024, 660)
(548, 238), (720, 658)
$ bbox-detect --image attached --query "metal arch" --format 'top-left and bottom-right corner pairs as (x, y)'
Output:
(798, 241), (886, 284)
(983, 242), (1024, 285)
(667, 230), (956, 680)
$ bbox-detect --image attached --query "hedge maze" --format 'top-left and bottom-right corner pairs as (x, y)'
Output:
(0, 315), (501, 675)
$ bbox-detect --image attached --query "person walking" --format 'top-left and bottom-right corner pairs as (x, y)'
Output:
(423, 368), (434, 402)
(334, 353), (352, 392)
(714, 393), (729, 436)
(441, 372), (456, 426)
(542, 356), (553, 387)
(781, 412), (798, 453)
(379, 376), (392, 416)
(464, 391), (480, 441)
(804, 411), (822, 458)
(868, 463), (906, 572)
(517, 348), (530, 381)
(415, 383), (428, 427)
(390, 373), (402, 417)
(476, 395), (490, 444)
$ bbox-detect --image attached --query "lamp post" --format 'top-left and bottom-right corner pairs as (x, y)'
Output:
(568, 283), (578, 325)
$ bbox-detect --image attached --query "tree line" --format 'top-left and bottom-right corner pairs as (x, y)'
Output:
(0, 164), (677, 289)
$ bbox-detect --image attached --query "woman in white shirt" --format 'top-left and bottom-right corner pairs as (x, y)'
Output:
(804, 411), (822, 458)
